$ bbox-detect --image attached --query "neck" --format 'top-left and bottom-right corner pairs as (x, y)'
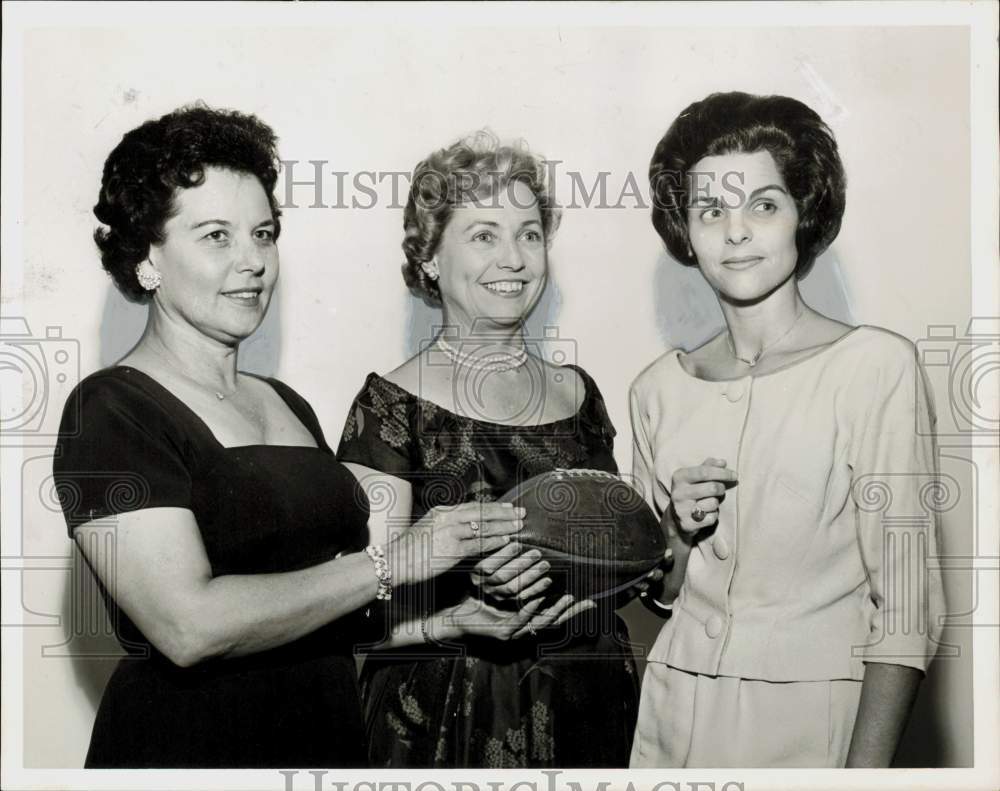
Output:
(138, 307), (240, 392)
(719, 282), (805, 361)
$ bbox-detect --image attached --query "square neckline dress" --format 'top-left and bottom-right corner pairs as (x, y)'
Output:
(54, 366), (373, 768)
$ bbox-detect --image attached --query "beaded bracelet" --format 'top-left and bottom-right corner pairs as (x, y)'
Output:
(364, 545), (392, 601)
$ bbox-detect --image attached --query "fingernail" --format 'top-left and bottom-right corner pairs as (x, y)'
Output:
(526, 550), (541, 561)
(538, 561), (551, 572)
(504, 502), (515, 508)
(540, 577), (553, 588)
(517, 507), (527, 517)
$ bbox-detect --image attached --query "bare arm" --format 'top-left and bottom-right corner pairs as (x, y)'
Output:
(845, 662), (923, 767)
(75, 508), (380, 668)
(76, 498), (520, 667)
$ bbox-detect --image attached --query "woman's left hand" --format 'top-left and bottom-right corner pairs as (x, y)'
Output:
(469, 541), (553, 603)
(439, 593), (595, 642)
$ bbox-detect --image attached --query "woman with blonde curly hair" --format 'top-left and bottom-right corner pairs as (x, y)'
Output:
(338, 132), (643, 767)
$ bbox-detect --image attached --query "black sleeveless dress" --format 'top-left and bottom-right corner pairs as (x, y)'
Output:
(336, 366), (639, 768)
(53, 366), (372, 768)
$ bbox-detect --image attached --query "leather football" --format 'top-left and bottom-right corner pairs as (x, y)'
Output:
(498, 468), (665, 600)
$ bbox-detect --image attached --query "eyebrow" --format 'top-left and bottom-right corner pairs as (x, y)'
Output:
(749, 184), (789, 199)
(190, 219), (231, 230)
(189, 218), (275, 230)
(463, 220), (499, 232)
(463, 219), (541, 233)
(688, 184), (789, 209)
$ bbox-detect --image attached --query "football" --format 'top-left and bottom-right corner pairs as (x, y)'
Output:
(498, 468), (665, 601)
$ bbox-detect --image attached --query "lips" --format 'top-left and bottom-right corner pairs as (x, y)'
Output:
(222, 288), (263, 306)
(721, 256), (764, 269)
(482, 280), (527, 296)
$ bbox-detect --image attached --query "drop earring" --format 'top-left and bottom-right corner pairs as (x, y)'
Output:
(135, 260), (162, 291)
(423, 258), (439, 281)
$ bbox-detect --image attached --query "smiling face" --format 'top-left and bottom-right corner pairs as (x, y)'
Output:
(148, 166), (279, 345)
(686, 150), (800, 304)
(432, 180), (547, 330)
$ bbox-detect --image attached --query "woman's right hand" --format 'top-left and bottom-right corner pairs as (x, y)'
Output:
(388, 502), (525, 586)
(668, 458), (738, 538)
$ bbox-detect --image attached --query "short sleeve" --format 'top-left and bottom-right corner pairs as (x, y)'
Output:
(336, 374), (417, 478)
(569, 364), (617, 452)
(53, 373), (193, 536)
(628, 382), (661, 516)
(849, 339), (946, 672)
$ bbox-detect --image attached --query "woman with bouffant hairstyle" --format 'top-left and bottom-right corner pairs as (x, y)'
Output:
(629, 92), (944, 767)
(338, 131), (645, 768)
(54, 105), (528, 768)
(648, 91), (846, 280)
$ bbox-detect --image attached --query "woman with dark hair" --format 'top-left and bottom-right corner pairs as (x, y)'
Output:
(337, 131), (645, 768)
(53, 105), (536, 768)
(630, 92), (945, 767)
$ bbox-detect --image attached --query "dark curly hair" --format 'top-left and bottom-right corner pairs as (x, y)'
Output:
(93, 103), (283, 302)
(649, 92), (846, 279)
(401, 131), (561, 303)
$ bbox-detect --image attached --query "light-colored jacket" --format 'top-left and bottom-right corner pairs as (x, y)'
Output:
(630, 325), (946, 681)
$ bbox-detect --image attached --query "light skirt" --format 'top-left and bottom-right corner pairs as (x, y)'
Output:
(630, 663), (863, 768)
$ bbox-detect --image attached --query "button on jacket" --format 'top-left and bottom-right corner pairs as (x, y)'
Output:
(630, 326), (946, 681)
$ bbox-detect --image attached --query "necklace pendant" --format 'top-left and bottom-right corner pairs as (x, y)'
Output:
(215, 391), (225, 401)
(747, 354), (759, 367)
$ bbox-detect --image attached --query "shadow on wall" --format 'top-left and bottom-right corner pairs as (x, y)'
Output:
(64, 283), (284, 715)
(652, 247), (856, 351)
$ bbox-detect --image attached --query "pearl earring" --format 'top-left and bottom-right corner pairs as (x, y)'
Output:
(135, 260), (161, 291)
(424, 259), (439, 281)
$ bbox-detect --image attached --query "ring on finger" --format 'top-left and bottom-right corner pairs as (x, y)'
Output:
(526, 623), (537, 636)
(469, 520), (480, 535)
(691, 507), (706, 523)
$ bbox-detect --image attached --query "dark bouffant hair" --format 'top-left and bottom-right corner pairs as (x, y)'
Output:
(93, 103), (282, 302)
(401, 131), (560, 303)
(648, 91), (846, 278)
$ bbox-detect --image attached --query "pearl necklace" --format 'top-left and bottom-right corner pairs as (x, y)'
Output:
(726, 307), (805, 368)
(436, 335), (528, 373)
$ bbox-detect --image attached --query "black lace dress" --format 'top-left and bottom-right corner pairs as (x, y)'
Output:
(336, 366), (639, 768)
(53, 367), (372, 767)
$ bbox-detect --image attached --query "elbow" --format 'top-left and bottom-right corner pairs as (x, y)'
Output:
(153, 615), (227, 669)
